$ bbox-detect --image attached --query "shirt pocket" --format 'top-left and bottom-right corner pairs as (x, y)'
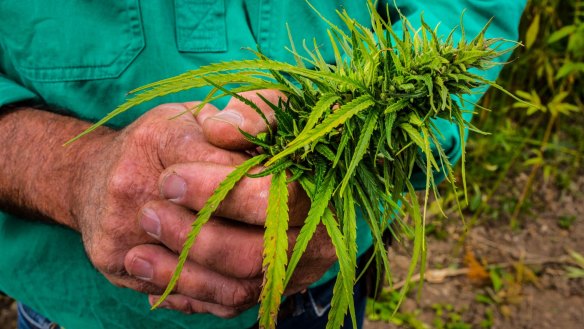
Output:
(0, 0), (144, 82)
(174, 0), (227, 53)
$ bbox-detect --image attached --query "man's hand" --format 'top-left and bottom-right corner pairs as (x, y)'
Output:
(0, 92), (337, 319)
(123, 91), (337, 317)
(71, 102), (254, 292)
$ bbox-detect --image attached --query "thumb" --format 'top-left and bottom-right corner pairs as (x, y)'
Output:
(202, 90), (284, 150)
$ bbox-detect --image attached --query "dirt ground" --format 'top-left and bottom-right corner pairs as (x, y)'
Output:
(1, 178), (582, 329)
(0, 294), (16, 329)
(365, 174), (584, 329)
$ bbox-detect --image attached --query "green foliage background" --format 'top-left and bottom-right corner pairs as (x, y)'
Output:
(450, 0), (583, 227)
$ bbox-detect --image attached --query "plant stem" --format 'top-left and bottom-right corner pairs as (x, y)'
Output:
(510, 113), (556, 226)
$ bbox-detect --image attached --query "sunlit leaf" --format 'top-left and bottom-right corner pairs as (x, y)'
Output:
(258, 170), (290, 329)
(525, 13), (540, 49)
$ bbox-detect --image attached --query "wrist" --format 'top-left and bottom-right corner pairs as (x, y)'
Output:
(66, 127), (117, 231)
(0, 106), (115, 230)
(68, 126), (120, 232)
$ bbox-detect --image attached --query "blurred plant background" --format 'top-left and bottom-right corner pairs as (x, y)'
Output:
(366, 0), (584, 328)
(467, 0), (583, 228)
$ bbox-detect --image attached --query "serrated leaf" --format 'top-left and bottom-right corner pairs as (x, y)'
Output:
(322, 208), (356, 329)
(384, 99), (409, 114)
(302, 93), (340, 133)
(342, 185), (358, 272)
(400, 123), (425, 149)
(284, 173), (335, 287)
(267, 94), (375, 165)
(384, 111), (397, 149)
(333, 126), (351, 168)
(246, 160), (294, 178)
(339, 111), (379, 194)
(258, 170), (290, 329)
(315, 144), (337, 162)
(152, 154), (268, 309)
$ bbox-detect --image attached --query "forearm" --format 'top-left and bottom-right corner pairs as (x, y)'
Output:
(0, 105), (112, 230)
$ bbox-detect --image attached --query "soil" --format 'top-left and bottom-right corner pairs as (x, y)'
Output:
(0, 294), (16, 329)
(1, 176), (582, 329)
(365, 174), (584, 329)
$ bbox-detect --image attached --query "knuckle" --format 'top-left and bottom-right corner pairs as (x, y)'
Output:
(128, 119), (158, 145)
(200, 150), (234, 165)
(90, 249), (120, 274)
(241, 178), (270, 224)
(147, 103), (184, 121)
(228, 284), (256, 307)
(107, 171), (130, 198)
(179, 298), (195, 314)
(239, 245), (263, 279)
(174, 223), (191, 252)
(106, 164), (141, 199)
(107, 161), (155, 201)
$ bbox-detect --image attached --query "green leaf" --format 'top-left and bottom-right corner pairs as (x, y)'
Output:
(333, 126), (351, 168)
(489, 268), (503, 292)
(284, 173), (335, 287)
(384, 99), (410, 114)
(315, 144), (337, 162)
(555, 62), (584, 80)
(151, 154), (268, 309)
(322, 209), (356, 329)
(267, 94), (375, 165)
(394, 181), (426, 311)
(400, 123), (425, 149)
(258, 170), (290, 329)
(342, 184), (358, 274)
(525, 13), (540, 49)
(246, 160), (294, 178)
(547, 25), (576, 44)
(339, 111), (379, 194)
(301, 93), (340, 133)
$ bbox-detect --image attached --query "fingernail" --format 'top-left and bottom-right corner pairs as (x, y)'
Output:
(141, 208), (160, 239)
(162, 174), (186, 201)
(211, 110), (243, 127)
(130, 256), (153, 281)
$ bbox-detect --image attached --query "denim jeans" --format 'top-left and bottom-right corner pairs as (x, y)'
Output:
(16, 303), (60, 329)
(275, 272), (368, 329)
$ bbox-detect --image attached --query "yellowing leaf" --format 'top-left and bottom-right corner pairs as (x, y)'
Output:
(465, 249), (489, 285)
(258, 170), (290, 329)
(525, 13), (540, 49)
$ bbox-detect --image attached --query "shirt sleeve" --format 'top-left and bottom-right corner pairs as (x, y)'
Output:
(0, 74), (39, 108)
(389, 0), (527, 189)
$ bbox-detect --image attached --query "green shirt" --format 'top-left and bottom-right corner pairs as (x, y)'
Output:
(0, 1), (524, 328)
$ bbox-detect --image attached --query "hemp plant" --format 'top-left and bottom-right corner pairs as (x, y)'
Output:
(71, 2), (521, 328)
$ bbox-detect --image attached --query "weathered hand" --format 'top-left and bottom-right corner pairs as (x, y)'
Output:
(71, 102), (249, 302)
(124, 91), (337, 317)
